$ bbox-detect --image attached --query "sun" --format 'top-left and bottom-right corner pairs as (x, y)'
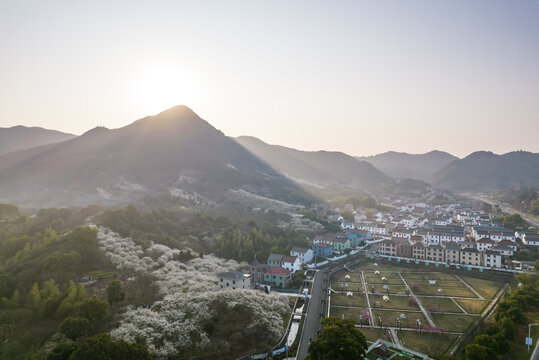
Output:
(136, 66), (199, 115)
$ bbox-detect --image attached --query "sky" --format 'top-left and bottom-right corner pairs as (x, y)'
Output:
(1, 1), (538, 158)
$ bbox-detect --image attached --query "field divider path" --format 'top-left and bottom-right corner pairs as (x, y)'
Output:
(454, 275), (484, 300)
(398, 272), (436, 327)
(361, 271), (375, 326)
(450, 298), (468, 314)
(389, 328), (402, 348)
(355, 325), (465, 336)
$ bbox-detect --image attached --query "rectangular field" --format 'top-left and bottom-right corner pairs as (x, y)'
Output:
(409, 286), (477, 298)
(458, 276), (502, 299)
(454, 299), (490, 314)
(430, 313), (477, 332)
(358, 327), (391, 342)
(403, 272), (459, 281)
(365, 277), (405, 285)
(372, 310), (428, 329)
(368, 284), (408, 294)
(330, 306), (371, 325)
(369, 294), (420, 310)
(397, 330), (459, 359)
(332, 273), (363, 282)
(331, 292), (366, 307)
(419, 297), (463, 313)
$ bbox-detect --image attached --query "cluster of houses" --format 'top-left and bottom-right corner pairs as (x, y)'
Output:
(378, 224), (521, 269)
(218, 246), (315, 290)
(312, 230), (372, 258)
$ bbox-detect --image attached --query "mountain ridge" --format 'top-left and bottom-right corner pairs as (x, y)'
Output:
(0, 125), (76, 156)
(0, 106), (314, 208)
(432, 150), (539, 191)
(356, 150), (458, 181)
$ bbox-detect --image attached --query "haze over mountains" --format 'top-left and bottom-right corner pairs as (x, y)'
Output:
(0, 126), (75, 156)
(236, 136), (391, 192)
(0, 106), (312, 207)
(0, 105), (537, 207)
(357, 151), (458, 182)
(432, 150), (539, 191)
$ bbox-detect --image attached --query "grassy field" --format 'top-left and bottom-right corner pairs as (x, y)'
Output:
(358, 327), (391, 342)
(331, 292), (366, 307)
(403, 272), (458, 281)
(409, 285), (476, 297)
(372, 310), (428, 329)
(332, 281), (363, 292)
(332, 273), (363, 282)
(454, 299), (490, 314)
(459, 276), (502, 299)
(368, 284), (408, 294)
(419, 297), (463, 313)
(397, 330), (459, 359)
(425, 280), (468, 288)
(364, 276), (405, 285)
(330, 306), (370, 324)
(370, 294), (419, 310)
(364, 271), (403, 279)
(430, 313), (477, 332)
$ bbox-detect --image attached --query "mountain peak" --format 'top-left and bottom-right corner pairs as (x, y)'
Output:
(154, 105), (198, 118)
(127, 105), (209, 133)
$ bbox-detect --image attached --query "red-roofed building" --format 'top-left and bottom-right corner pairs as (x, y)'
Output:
(264, 267), (291, 288)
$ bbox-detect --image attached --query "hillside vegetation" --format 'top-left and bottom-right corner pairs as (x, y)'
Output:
(0, 204), (297, 359)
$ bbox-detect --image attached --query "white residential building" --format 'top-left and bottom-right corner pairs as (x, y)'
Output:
(483, 250), (502, 269)
(476, 238), (495, 252)
(219, 271), (252, 289)
(290, 246), (314, 264)
(281, 255), (302, 273)
(522, 233), (539, 246)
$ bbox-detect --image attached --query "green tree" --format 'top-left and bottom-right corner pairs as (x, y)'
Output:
(46, 341), (78, 360)
(465, 344), (490, 360)
(78, 296), (109, 333)
(57, 281), (87, 318)
(306, 317), (367, 360)
(59, 317), (89, 340)
(10, 289), (20, 308)
(502, 214), (526, 229)
(44, 251), (81, 283)
(69, 333), (152, 360)
(40, 279), (61, 318)
(474, 334), (497, 357)
(107, 280), (126, 305)
(498, 317), (516, 340)
(28, 282), (41, 310)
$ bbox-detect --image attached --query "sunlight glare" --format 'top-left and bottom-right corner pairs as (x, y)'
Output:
(136, 65), (199, 115)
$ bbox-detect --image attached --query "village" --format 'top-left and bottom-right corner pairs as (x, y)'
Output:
(219, 198), (538, 292)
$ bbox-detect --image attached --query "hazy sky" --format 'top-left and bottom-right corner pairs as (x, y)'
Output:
(1, 1), (538, 158)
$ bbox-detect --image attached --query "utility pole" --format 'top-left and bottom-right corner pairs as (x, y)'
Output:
(528, 323), (538, 354)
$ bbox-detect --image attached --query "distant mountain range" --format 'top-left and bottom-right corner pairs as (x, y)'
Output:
(0, 126), (75, 156)
(0, 106), (536, 207)
(432, 151), (539, 191)
(236, 136), (391, 191)
(357, 151), (458, 182)
(0, 106), (313, 207)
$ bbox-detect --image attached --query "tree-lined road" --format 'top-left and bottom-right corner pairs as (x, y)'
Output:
(468, 194), (539, 228)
